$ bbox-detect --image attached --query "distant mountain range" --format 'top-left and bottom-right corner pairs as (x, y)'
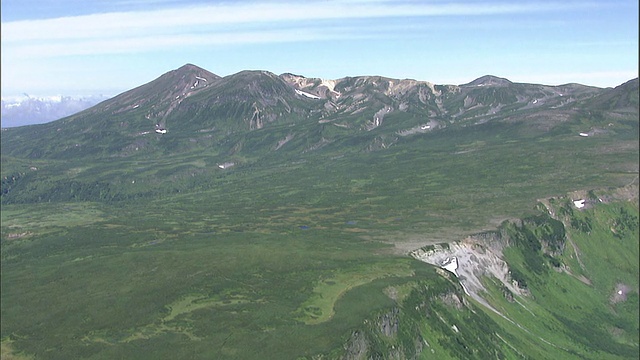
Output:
(1, 94), (110, 128)
(2, 63), (637, 162)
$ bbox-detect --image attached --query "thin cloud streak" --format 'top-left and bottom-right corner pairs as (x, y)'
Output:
(1, 1), (603, 61)
(2, 0), (633, 93)
(2, 1), (596, 42)
(6, 27), (369, 58)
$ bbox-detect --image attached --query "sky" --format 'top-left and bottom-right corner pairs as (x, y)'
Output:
(1, 0), (638, 98)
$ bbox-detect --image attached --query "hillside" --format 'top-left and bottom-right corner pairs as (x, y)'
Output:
(1, 64), (638, 359)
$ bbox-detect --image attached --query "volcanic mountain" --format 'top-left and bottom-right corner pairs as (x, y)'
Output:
(2, 63), (637, 163)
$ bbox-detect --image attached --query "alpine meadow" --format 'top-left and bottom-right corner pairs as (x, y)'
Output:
(1, 64), (638, 359)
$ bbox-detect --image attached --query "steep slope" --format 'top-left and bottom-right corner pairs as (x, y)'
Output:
(278, 72), (606, 152)
(82, 63), (222, 129)
(582, 78), (639, 113)
(0, 66), (326, 160)
(0, 64), (221, 159)
(446, 77), (601, 124)
(171, 70), (319, 133)
(92, 63), (220, 116)
(281, 73), (454, 132)
(340, 188), (638, 360)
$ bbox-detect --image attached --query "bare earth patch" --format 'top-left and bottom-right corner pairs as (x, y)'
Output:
(5, 232), (32, 240)
(1, 338), (34, 360)
(610, 283), (631, 304)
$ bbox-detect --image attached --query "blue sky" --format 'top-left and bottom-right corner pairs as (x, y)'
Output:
(1, 0), (638, 97)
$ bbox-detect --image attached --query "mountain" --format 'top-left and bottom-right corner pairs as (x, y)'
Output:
(1, 64), (638, 360)
(1, 94), (110, 127)
(582, 77), (639, 112)
(462, 74), (513, 86)
(3, 64), (632, 163)
(1, 63), (637, 209)
(87, 63), (220, 120)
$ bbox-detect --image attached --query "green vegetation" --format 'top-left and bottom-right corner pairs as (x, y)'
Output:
(2, 152), (636, 359)
(297, 260), (414, 324)
(495, 197), (639, 359)
(0, 69), (637, 358)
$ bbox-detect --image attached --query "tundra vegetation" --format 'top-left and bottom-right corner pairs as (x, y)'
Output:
(1, 66), (638, 359)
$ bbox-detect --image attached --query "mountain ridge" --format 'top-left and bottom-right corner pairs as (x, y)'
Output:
(1, 64), (636, 163)
(2, 63), (631, 131)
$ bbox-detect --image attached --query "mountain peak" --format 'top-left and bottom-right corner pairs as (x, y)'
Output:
(177, 63), (203, 71)
(463, 75), (512, 87)
(168, 64), (221, 81)
(80, 64), (221, 123)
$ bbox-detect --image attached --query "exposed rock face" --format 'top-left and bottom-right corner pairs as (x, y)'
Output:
(340, 308), (427, 360)
(410, 231), (528, 310)
(438, 291), (464, 310)
(342, 331), (369, 360)
(379, 308), (399, 338)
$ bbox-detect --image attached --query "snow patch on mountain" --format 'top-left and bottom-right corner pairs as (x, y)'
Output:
(295, 89), (321, 99)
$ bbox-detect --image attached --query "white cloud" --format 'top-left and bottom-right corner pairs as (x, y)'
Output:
(2, 1), (595, 43)
(1, 0), (631, 94)
(6, 27), (364, 58)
